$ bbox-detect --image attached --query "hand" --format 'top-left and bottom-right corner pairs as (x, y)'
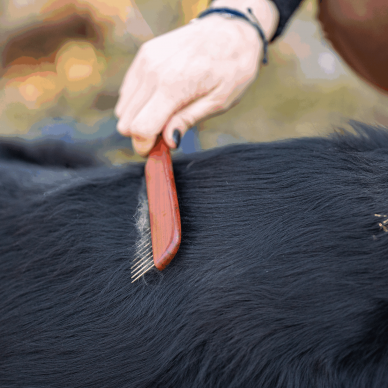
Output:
(115, 0), (278, 156)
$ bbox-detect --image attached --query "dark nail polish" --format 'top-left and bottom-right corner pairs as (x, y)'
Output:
(173, 129), (181, 148)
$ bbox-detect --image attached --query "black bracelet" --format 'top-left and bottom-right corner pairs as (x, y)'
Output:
(196, 7), (269, 65)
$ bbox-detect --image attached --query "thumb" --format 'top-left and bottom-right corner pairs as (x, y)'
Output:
(162, 91), (231, 149)
(131, 135), (157, 157)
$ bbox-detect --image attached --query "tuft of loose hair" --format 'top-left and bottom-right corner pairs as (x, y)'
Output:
(131, 179), (154, 282)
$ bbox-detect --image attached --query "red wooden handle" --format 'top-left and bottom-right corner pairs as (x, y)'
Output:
(145, 137), (181, 271)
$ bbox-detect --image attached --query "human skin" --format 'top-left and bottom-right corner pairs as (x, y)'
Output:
(115, 0), (279, 156)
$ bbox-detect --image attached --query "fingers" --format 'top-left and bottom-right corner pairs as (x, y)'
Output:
(119, 89), (178, 156)
(162, 86), (231, 149)
(126, 84), (234, 155)
(116, 75), (157, 136)
(117, 70), (244, 155)
(120, 88), (178, 139)
(115, 53), (147, 118)
(124, 88), (229, 155)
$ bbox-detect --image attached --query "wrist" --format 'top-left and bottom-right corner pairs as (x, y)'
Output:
(209, 0), (279, 42)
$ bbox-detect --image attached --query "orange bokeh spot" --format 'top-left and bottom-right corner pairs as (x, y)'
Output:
(56, 41), (104, 95)
(5, 71), (63, 109)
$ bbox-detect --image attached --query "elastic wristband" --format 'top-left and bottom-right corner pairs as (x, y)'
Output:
(196, 7), (269, 65)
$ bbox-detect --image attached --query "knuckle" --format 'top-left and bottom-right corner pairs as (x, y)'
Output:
(138, 42), (147, 55)
(138, 41), (153, 60)
(128, 123), (142, 137)
(131, 119), (157, 139)
(118, 121), (137, 137)
(117, 126), (132, 137)
(116, 121), (127, 133)
(214, 96), (232, 111)
(180, 114), (195, 130)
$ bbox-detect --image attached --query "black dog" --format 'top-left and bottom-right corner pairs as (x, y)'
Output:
(1, 122), (388, 388)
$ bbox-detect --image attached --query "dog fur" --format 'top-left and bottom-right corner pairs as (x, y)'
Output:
(1, 122), (388, 387)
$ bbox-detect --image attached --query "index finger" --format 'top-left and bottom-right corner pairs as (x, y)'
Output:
(129, 89), (180, 139)
(115, 52), (147, 118)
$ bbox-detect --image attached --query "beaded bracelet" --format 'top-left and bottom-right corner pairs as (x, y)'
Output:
(194, 7), (269, 65)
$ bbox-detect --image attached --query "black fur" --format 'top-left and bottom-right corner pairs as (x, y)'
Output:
(1, 122), (388, 387)
(0, 137), (98, 168)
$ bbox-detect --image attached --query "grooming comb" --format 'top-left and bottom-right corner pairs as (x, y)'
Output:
(131, 136), (181, 282)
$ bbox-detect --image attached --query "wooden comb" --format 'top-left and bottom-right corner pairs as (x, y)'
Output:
(131, 136), (181, 282)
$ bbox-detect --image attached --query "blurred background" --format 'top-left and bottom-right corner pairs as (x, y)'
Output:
(0, 0), (387, 163)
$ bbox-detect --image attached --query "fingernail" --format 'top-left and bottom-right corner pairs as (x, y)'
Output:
(173, 129), (181, 148)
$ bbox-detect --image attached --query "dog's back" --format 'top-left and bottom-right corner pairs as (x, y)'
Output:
(1, 123), (388, 388)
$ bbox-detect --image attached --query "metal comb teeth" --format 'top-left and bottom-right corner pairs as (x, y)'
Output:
(131, 230), (154, 282)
